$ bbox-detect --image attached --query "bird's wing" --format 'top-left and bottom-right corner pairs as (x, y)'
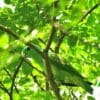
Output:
(51, 56), (84, 79)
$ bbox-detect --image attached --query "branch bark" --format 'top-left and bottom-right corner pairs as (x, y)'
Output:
(43, 53), (62, 100)
(43, 20), (62, 100)
(0, 24), (43, 57)
(0, 25), (19, 39)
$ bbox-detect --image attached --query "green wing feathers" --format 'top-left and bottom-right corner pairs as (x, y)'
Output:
(50, 55), (93, 94)
(83, 80), (93, 94)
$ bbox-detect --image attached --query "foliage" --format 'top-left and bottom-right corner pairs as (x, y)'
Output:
(0, 0), (100, 100)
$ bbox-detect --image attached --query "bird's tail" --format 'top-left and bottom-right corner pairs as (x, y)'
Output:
(83, 81), (93, 94)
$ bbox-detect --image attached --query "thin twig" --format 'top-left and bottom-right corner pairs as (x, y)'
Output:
(55, 28), (71, 53)
(31, 73), (45, 91)
(3, 68), (19, 94)
(23, 57), (45, 76)
(0, 81), (10, 95)
(38, 38), (54, 52)
(79, 2), (100, 22)
(10, 57), (23, 100)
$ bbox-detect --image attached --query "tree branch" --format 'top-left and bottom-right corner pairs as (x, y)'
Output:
(0, 25), (19, 39)
(0, 24), (43, 57)
(43, 54), (62, 100)
(44, 24), (56, 53)
(42, 1), (62, 99)
(38, 38), (54, 52)
(44, 31), (62, 98)
(9, 57), (23, 100)
(43, 0), (59, 53)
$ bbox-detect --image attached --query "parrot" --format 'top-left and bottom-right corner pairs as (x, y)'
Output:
(49, 55), (93, 94)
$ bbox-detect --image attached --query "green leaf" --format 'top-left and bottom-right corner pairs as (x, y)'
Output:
(18, 77), (30, 85)
(87, 96), (95, 100)
(3, 77), (11, 83)
(27, 49), (44, 69)
(31, 91), (55, 100)
(0, 50), (10, 68)
(7, 53), (20, 72)
(22, 62), (33, 75)
(4, 0), (11, 4)
(93, 52), (100, 62)
(0, 34), (9, 48)
(67, 35), (78, 47)
(87, 15), (96, 26)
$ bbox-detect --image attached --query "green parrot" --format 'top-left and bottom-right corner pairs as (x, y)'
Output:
(49, 55), (93, 94)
